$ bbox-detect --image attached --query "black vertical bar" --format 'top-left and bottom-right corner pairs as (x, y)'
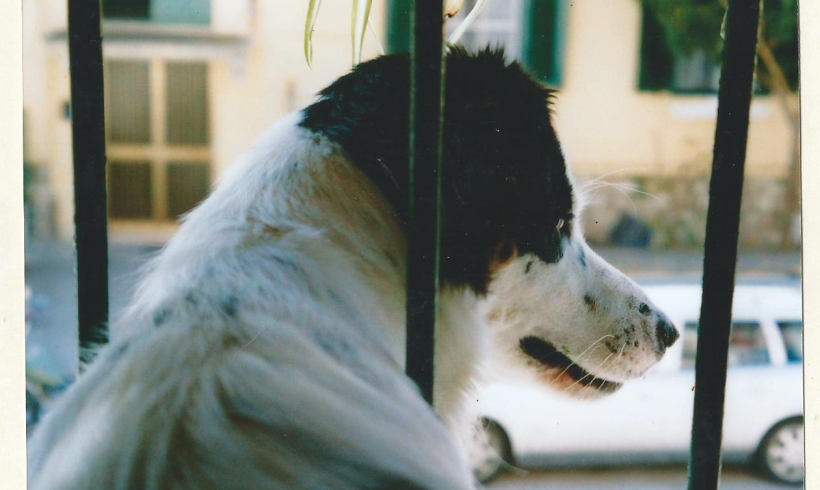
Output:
(68, 0), (110, 365)
(687, 1), (760, 489)
(405, 0), (445, 405)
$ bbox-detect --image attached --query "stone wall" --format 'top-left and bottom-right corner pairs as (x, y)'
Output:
(578, 169), (797, 250)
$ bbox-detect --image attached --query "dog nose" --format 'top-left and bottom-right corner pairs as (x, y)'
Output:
(655, 316), (679, 350)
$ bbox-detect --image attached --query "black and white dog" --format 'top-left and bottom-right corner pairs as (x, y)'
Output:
(28, 49), (678, 490)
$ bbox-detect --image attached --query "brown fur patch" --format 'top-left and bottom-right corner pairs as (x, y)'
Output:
(489, 240), (518, 273)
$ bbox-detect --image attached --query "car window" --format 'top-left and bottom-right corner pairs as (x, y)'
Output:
(681, 321), (770, 368)
(777, 321), (802, 362)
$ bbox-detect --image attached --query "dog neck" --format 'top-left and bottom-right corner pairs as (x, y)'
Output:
(274, 126), (488, 431)
(125, 115), (486, 434)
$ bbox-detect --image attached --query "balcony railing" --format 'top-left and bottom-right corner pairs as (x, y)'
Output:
(66, 1), (765, 488)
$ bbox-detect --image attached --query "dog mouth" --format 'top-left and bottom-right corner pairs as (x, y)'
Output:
(519, 336), (623, 394)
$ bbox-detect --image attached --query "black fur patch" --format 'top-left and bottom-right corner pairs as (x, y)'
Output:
(638, 302), (651, 315)
(300, 47), (573, 294)
(583, 294), (597, 312)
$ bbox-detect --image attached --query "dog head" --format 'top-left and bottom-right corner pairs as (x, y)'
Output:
(301, 48), (677, 397)
(440, 49), (678, 397)
(441, 50), (677, 398)
(480, 214), (678, 398)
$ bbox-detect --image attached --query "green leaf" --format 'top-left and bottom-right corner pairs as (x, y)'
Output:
(447, 0), (489, 45)
(368, 18), (385, 56)
(352, 0), (373, 65)
(304, 0), (323, 68)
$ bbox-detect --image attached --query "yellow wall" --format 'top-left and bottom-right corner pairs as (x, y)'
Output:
(23, 0), (795, 240)
(23, 0), (73, 240)
(210, 1), (387, 179)
(555, 0), (796, 179)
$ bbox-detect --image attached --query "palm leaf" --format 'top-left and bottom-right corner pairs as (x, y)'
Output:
(304, 0), (323, 67)
(352, 0), (373, 65)
(368, 18), (385, 56)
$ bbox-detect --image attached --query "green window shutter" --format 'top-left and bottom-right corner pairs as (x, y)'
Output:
(638, 5), (674, 91)
(522, 0), (567, 87)
(103, 0), (150, 20)
(386, 2), (411, 54)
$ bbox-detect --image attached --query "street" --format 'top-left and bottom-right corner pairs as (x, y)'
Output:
(25, 241), (163, 378)
(23, 240), (801, 380)
(23, 241), (803, 488)
(487, 465), (795, 490)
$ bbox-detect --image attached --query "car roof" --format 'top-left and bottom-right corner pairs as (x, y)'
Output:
(641, 283), (802, 323)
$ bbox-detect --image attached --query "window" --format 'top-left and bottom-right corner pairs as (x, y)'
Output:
(108, 162), (152, 219)
(387, 0), (567, 86)
(445, 0), (526, 62)
(777, 321), (803, 362)
(682, 320), (770, 368)
(105, 60), (211, 221)
(166, 162), (211, 218)
(639, 4), (798, 95)
(102, 0), (211, 26)
(638, 6), (719, 93)
(672, 51), (721, 93)
(728, 322), (770, 366)
(107, 61), (151, 144)
(166, 63), (209, 145)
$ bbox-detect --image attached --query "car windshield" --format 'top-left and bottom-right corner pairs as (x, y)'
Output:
(777, 321), (803, 362)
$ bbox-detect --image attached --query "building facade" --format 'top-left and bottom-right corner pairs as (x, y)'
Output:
(23, 0), (797, 246)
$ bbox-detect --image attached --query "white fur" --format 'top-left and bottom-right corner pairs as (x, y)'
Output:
(484, 236), (666, 395)
(28, 114), (670, 489)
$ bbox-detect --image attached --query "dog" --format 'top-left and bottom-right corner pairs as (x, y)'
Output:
(28, 48), (678, 490)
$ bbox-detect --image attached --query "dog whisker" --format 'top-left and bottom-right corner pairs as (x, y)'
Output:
(562, 352), (615, 395)
(582, 178), (664, 209)
(583, 181), (639, 214)
(601, 182), (664, 204)
(594, 343), (627, 397)
(583, 167), (642, 184)
(553, 334), (615, 380)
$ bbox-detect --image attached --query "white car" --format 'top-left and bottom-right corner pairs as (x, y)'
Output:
(470, 281), (803, 485)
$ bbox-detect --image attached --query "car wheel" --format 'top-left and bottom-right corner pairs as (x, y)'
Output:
(758, 417), (804, 485)
(469, 419), (512, 484)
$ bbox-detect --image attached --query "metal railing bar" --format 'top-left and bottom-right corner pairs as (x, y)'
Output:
(405, 0), (445, 405)
(687, 1), (761, 488)
(67, 0), (110, 366)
